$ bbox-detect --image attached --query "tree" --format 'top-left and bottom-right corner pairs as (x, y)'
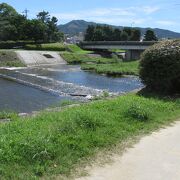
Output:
(37, 11), (50, 23)
(112, 28), (121, 41)
(130, 28), (141, 41)
(102, 26), (113, 41)
(0, 3), (63, 42)
(84, 25), (95, 41)
(0, 3), (19, 40)
(93, 26), (104, 41)
(0, 3), (17, 18)
(123, 27), (132, 37)
(121, 31), (128, 41)
(143, 29), (158, 41)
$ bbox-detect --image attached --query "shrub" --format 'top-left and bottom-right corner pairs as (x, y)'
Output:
(25, 43), (66, 51)
(140, 40), (180, 93)
(125, 103), (152, 121)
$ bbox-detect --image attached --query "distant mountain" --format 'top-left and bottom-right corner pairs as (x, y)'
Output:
(58, 20), (180, 39)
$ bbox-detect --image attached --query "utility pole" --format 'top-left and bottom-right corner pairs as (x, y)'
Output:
(22, 9), (29, 19)
(131, 22), (135, 28)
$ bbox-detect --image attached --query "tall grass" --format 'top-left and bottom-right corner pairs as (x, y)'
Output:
(0, 94), (180, 179)
(81, 61), (139, 76)
(0, 51), (25, 67)
(25, 43), (66, 51)
(66, 44), (92, 54)
(61, 53), (118, 64)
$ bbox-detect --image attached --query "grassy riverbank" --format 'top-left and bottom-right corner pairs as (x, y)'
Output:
(60, 45), (139, 76)
(1, 93), (180, 179)
(81, 61), (139, 76)
(25, 43), (66, 51)
(61, 53), (118, 64)
(0, 51), (25, 67)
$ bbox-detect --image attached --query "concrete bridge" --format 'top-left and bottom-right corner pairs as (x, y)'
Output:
(80, 41), (157, 60)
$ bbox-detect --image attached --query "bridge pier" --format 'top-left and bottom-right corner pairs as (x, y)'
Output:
(125, 50), (144, 60)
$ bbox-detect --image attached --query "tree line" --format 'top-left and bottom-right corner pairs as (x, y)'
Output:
(84, 25), (158, 41)
(0, 3), (63, 42)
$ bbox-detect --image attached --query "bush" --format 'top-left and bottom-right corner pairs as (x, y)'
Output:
(140, 40), (180, 93)
(0, 41), (32, 49)
(125, 103), (152, 121)
(25, 43), (66, 51)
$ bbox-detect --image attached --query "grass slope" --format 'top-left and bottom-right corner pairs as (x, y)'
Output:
(61, 53), (118, 64)
(81, 61), (139, 76)
(0, 51), (25, 67)
(66, 44), (92, 54)
(25, 43), (66, 51)
(0, 94), (180, 179)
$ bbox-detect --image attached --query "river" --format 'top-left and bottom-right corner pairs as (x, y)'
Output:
(0, 64), (143, 113)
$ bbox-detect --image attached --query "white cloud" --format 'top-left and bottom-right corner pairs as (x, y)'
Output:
(156, 20), (177, 25)
(53, 6), (160, 26)
(142, 6), (160, 14)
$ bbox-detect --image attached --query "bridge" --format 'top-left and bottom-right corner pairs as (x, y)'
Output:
(80, 41), (157, 60)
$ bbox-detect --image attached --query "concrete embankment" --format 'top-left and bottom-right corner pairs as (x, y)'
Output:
(15, 50), (66, 66)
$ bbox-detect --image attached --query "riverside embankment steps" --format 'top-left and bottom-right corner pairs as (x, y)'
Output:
(15, 50), (66, 66)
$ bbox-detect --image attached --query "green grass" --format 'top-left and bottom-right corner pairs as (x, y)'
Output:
(0, 51), (25, 67)
(0, 93), (180, 179)
(66, 44), (92, 54)
(0, 111), (18, 120)
(81, 60), (139, 76)
(110, 49), (126, 53)
(61, 53), (118, 64)
(25, 43), (66, 51)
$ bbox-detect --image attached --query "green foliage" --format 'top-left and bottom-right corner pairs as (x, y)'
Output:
(59, 100), (77, 107)
(66, 44), (92, 54)
(140, 39), (180, 93)
(0, 3), (64, 42)
(120, 31), (128, 41)
(84, 25), (140, 41)
(0, 111), (18, 120)
(130, 29), (141, 41)
(61, 53), (117, 64)
(0, 50), (25, 67)
(143, 29), (158, 41)
(0, 3), (17, 18)
(81, 61), (139, 76)
(25, 43), (66, 51)
(125, 103), (152, 121)
(0, 94), (180, 179)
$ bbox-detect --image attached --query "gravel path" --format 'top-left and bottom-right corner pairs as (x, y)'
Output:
(15, 50), (66, 66)
(77, 121), (180, 180)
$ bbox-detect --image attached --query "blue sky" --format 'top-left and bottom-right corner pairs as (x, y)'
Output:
(1, 0), (180, 32)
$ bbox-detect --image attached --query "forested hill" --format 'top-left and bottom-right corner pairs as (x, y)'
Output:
(58, 20), (180, 39)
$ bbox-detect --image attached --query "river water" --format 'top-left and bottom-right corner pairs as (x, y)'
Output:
(0, 64), (143, 113)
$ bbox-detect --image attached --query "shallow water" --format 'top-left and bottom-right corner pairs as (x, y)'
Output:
(0, 78), (73, 113)
(0, 64), (143, 113)
(17, 64), (142, 93)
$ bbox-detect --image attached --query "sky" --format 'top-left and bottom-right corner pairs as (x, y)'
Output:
(1, 0), (180, 32)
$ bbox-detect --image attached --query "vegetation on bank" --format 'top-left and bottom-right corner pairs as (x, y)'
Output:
(85, 25), (158, 42)
(61, 53), (118, 64)
(25, 43), (66, 51)
(66, 44), (92, 54)
(140, 39), (180, 94)
(61, 48), (139, 76)
(0, 3), (63, 42)
(0, 51), (25, 67)
(0, 111), (18, 120)
(81, 61), (139, 76)
(0, 93), (180, 179)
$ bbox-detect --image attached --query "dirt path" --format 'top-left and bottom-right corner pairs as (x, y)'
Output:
(15, 50), (66, 66)
(77, 121), (180, 180)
